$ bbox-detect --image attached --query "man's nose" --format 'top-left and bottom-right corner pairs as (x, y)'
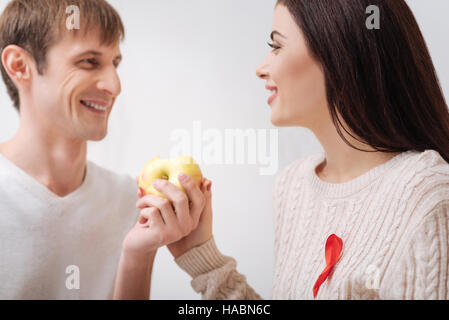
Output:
(97, 67), (121, 98)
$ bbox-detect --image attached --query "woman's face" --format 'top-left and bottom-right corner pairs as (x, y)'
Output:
(256, 4), (328, 128)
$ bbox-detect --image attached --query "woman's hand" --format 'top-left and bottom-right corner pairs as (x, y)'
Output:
(136, 175), (213, 259)
(123, 174), (205, 257)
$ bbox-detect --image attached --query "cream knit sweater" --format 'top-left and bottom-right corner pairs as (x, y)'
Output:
(175, 149), (449, 300)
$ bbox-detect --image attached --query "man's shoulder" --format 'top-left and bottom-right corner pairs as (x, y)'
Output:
(87, 160), (136, 192)
(85, 161), (138, 228)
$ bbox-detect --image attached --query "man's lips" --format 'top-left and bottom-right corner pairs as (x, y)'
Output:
(80, 99), (112, 114)
(80, 99), (111, 107)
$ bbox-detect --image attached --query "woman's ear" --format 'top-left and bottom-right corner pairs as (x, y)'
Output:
(1, 44), (33, 86)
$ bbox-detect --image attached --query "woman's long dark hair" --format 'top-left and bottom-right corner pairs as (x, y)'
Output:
(277, 0), (449, 163)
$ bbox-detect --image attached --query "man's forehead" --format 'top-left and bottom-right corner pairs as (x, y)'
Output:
(54, 31), (121, 58)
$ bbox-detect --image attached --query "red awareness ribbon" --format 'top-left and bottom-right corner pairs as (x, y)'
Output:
(313, 234), (343, 299)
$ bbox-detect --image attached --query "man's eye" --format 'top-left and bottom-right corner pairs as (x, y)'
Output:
(267, 42), (281, 51)
(80, 58), (99, 67)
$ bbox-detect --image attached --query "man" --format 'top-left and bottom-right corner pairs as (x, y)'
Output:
(0, 0), (210, 299)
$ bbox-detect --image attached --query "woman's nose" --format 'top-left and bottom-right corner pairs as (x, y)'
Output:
(256, 59), (269, 79)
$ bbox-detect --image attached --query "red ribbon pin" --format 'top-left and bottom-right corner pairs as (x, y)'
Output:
(313, 234), (343, 299)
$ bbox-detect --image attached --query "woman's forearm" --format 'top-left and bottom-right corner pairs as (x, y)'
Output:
(113, 249), (157, 300)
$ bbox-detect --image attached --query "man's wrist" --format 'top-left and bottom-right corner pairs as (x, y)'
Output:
(120, 249), (157, 271)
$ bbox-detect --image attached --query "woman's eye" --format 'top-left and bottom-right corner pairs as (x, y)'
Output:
(267, 42), (281, 51)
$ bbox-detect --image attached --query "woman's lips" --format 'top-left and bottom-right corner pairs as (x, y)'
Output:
(268, 90), (278, 105)
(265, 84), (278, 105)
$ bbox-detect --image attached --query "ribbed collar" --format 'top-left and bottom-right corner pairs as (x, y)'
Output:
(306, 150), (418, 199)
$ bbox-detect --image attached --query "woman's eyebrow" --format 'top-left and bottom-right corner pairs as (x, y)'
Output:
(270, 30), (286, 40)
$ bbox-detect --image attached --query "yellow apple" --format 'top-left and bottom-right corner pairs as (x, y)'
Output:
(138, 155), (203, 198)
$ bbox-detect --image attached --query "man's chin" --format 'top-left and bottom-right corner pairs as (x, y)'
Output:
(88, 136), (106, 142)
(84, 129), (108, 142)
(89, 133), (107, 142)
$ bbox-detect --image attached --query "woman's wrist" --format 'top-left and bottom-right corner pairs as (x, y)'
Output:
(174, 236), (230, 278)
(168, 235), (212, 259)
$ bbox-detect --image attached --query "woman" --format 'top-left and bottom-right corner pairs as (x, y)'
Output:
(140, 0), (449, 299)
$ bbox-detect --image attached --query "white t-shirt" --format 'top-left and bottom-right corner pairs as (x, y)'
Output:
(0, 154), (139, 299)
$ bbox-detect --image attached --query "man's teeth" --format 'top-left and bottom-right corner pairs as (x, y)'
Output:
(82, 101), (107, 111)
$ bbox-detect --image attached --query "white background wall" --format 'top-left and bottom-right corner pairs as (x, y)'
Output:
(0, 0), (447, 299)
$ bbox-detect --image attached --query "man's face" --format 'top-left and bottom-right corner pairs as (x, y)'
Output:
(30, 30), (122, 141)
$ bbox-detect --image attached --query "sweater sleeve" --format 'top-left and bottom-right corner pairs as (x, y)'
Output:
(174, 236), (263, 300)
(380, 200), (449, 300)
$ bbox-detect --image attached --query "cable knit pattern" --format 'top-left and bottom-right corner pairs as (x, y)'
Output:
(175, 149), (449, 300)
(175, 237), (262, 300)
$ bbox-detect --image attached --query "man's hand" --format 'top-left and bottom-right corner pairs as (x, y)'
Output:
(136, 174), (213, 259)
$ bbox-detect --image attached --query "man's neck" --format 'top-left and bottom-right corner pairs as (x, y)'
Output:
(0, 126), (88, 198)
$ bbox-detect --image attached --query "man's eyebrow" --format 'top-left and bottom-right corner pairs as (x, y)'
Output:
(75, 50), (103, 58)
(74, 50), (122, 61)
(270, 30), (286, 40)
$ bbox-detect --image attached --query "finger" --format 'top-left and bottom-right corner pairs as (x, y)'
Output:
(206, 180), (212, 197)
(201, 178), (212, 193)
(139, 206), (165, 227)
(152, 179), (191, 231)
(136, 175), (145, 198)
(139, 215), (148, 225)
(201, 179), (212, 206)
(147, 207), (164, 227)
(136, 194), (178, 227)
(139, 207), (154, 225)
(178, 174), (206, 222)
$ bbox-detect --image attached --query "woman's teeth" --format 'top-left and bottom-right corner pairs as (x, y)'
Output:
(81, 100), (107, 111)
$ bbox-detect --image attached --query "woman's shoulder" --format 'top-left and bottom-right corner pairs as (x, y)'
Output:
(394, 149), (449, 217)
(403, 148), (449, 170)
(274, 153), (322, 192)
(400, 149), (449, 189)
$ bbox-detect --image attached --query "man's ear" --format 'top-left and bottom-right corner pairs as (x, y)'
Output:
(1, 45), (34, 86)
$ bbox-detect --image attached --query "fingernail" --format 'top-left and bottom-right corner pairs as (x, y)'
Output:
(153, 180), (161, 187)
(179, 173), (188, 180)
